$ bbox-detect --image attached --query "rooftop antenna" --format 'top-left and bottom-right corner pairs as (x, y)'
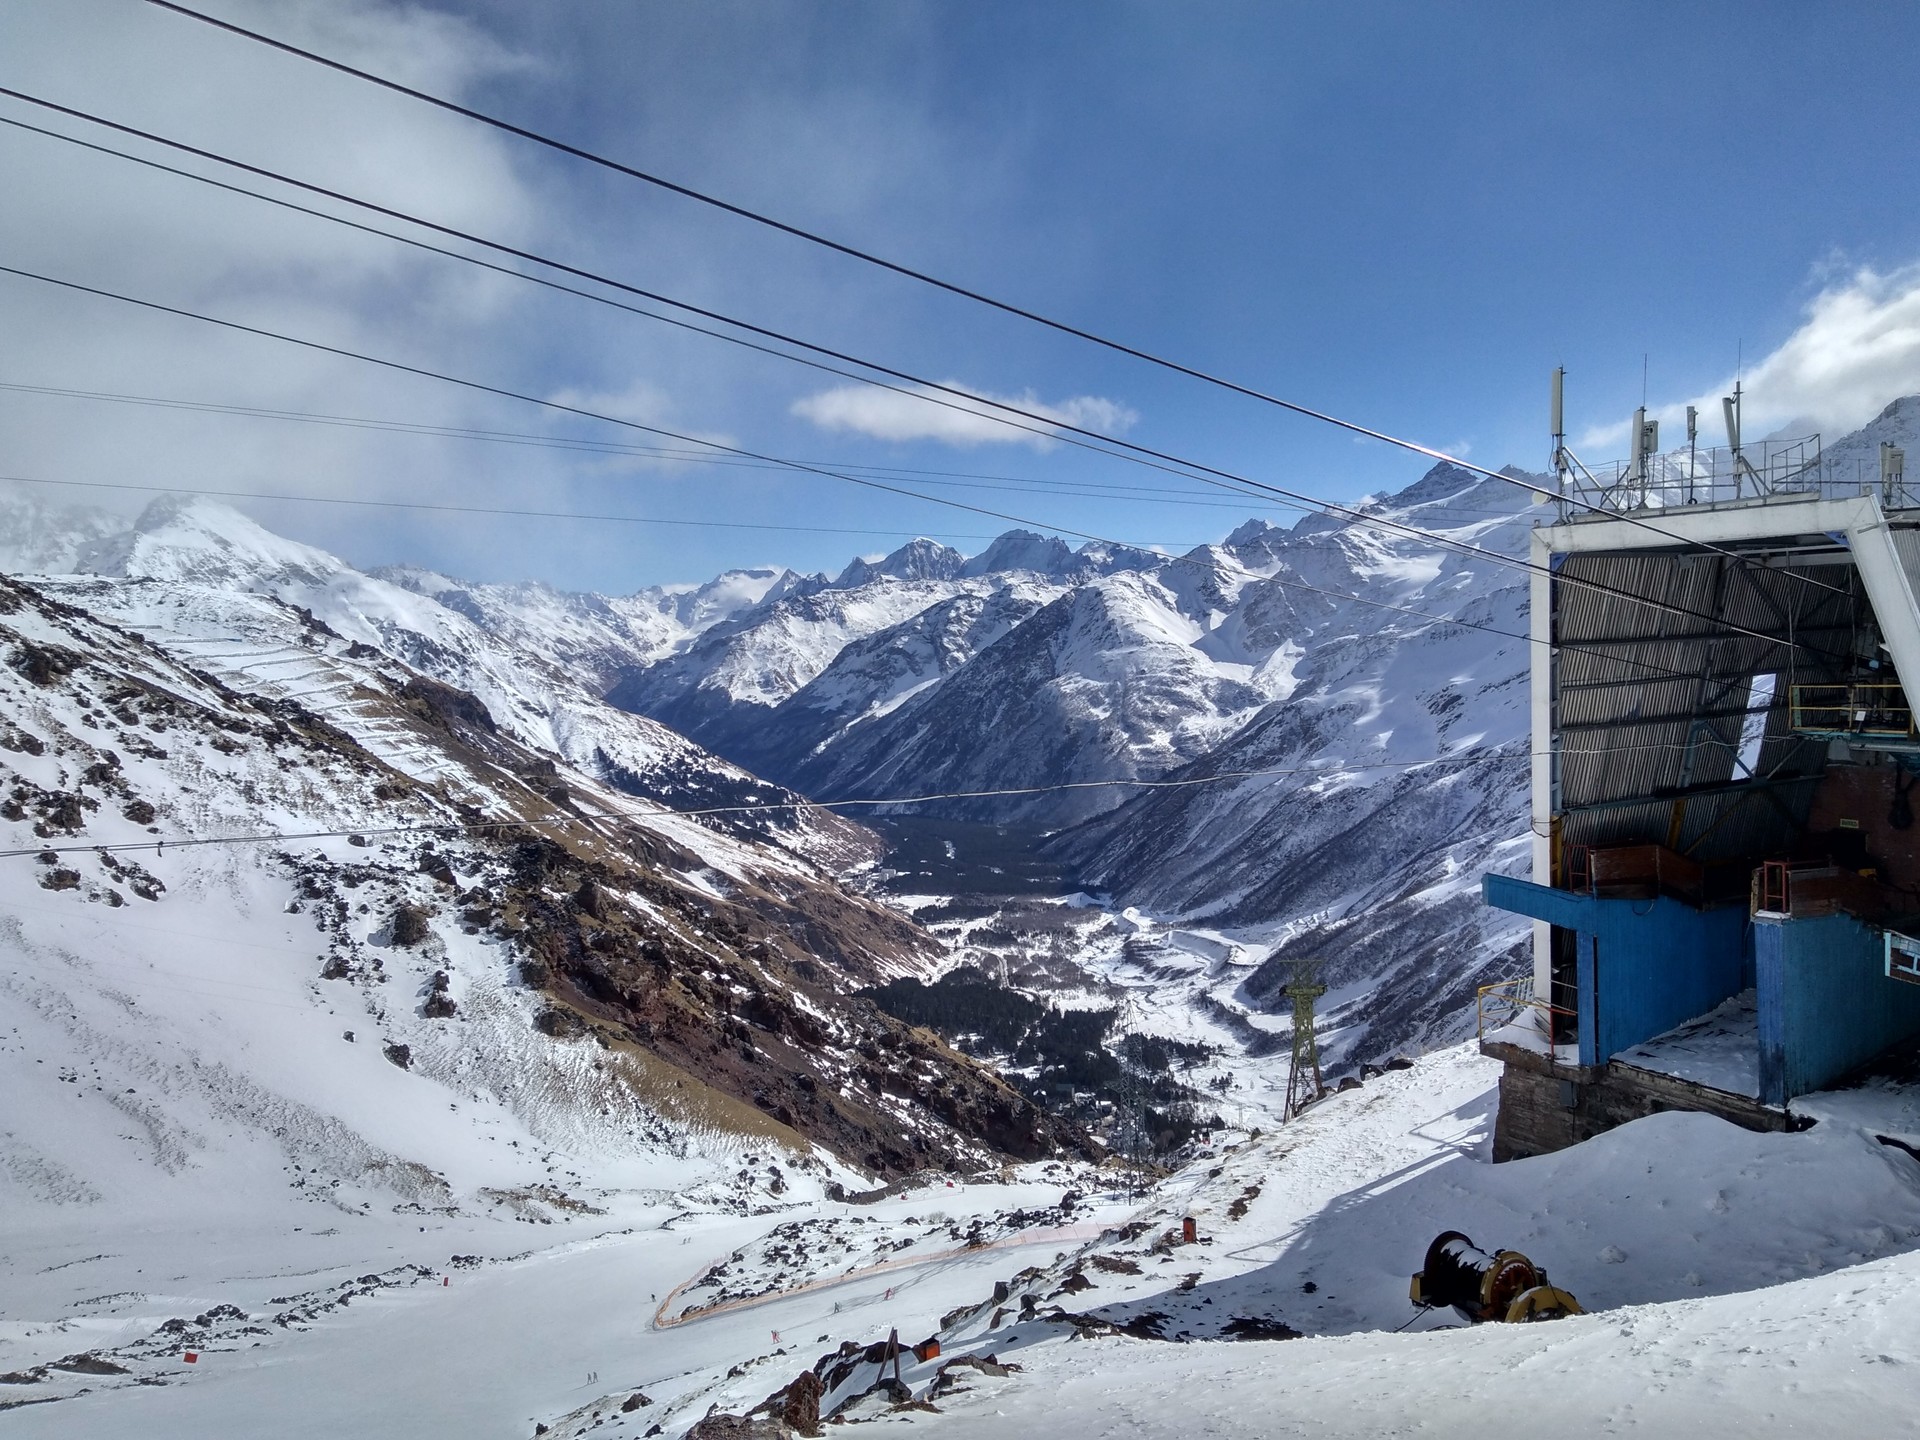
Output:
(1723, 381), (1750, 497)
(1282, 958), (1327, 1121)
(1550, 366), (1567, 513)
(1686, 404), (1699, 503)
(1628, 405), (1658, 508)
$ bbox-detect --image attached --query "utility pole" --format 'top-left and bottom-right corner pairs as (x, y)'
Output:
(1283, 959), (1327, 1121)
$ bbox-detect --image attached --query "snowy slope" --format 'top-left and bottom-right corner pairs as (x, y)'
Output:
(603, 571), (1019, 759)
(590, 461), (1546, 1068)
(17, 491), (863, 865)
(1816, 392), (1920, 490)
(601, 531), (1174, 785)
(792, 570), (1272, 824)
(1045, 470), (1540, 1066)
(375, 562), (792, 687)
(0, 565), (1087, 1264)
(740, 583), (1056, 783)
(597, 1047), (1920, 1439)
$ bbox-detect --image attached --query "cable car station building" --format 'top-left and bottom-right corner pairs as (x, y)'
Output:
(1480, 398), (1920, 1159)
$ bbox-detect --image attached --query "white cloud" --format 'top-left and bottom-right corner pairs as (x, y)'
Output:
(1577, 263), (1920, 451)
(0, 0), (546, 520)
(790, 381), (1137, 449)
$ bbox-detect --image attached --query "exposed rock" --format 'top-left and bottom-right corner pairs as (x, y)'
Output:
(683, 1413), (793, 1439)
(391, 904), (430, 947)
(49, 1353), (128, 1375)
(755, 1370), (822, 1436)
(1222, 1315), (1302, 1340)
(11, 640), (82, 685)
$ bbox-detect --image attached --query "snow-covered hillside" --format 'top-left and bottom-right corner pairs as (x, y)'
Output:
(1051, 473), (1540, 1066)
(0, 460), (1550, 1073)
(0, 556), (1100, 1244)
(10, 1035), (1917, 1437)
(0, 490), (864, 863)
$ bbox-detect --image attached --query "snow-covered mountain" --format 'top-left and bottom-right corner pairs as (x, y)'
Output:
(0, 486), (127, 572)
(786, 569), (1274, 824)
(0, 460), (1546, 1072)
(2, 492), (866, 862)
(588, 462), (1544, 1067)
(0, 492), (1106, 1237)
(10, 441), (1920, 1439)
(374, 560), (792, 689)
(0, 567), (1085, 1192)
(1815, 393), (1920, 487)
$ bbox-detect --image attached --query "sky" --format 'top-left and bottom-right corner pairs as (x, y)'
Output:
(4, 0), (1920, 591)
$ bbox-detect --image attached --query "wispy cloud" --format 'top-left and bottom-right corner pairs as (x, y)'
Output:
(1578, 263), (1920, 450)
(791, 381), (1137, 449)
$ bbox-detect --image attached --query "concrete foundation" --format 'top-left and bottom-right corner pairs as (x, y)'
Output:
(1486, 1041), (1796, 1162)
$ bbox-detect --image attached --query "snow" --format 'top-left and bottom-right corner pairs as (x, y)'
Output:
(918, 1258), (1920, 1438)
(13, 1041), (1920, 1437)
(12, 425), (1920, 1435)
(1616, 990), (1763, 1099)
(16, 495), (864, 871)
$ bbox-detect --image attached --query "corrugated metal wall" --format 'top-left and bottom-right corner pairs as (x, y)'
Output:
(1756, 912), (1920, 1103)
(1553, 546), (1864, 868)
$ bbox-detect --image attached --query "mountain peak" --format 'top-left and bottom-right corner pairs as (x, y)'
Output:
(1223, 518), (1284, 551)
(960, 529), (1077, 578)
(74, 494), (347, 588)
(834, 537), (967, 588)
(1379, 461), (1483, 510)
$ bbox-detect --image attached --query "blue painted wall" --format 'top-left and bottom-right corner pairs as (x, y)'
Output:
(1483, 876), (1750, 1066)
(1755, 913), (1920, 1104)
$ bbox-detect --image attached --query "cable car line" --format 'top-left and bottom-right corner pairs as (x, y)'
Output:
(0, 92), (1849, 615)
(0, 262), (1826, 681)
(125, 2), (1850, 596)
(0, 730), (1795, 865)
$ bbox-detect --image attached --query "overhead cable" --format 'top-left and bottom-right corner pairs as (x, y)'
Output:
(0, 264), (1816, 683)
(0, 475), (1019, 543)
(0, 95), (1849, 618)
(0, 729), (1810, 865)
(1, 749), (1529, 861)
(121, 6), (1849, 593)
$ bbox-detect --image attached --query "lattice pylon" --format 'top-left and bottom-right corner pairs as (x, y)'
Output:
(1283, 958), (1327, 1121)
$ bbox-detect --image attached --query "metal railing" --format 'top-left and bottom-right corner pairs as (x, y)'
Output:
(1787, 682), (1916, 740)
(1556, 435), (1827, 519)
(1475, 975), (1576, 1045)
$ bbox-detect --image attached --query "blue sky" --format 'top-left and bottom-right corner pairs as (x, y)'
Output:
(5, 0), (1920, 590)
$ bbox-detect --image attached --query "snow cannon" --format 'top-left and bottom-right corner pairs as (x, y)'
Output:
(1408, 1231), (1582, 1324)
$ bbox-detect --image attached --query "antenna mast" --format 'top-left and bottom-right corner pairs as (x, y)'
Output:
(1686, 405), (1698, 504)
(1722, 381), (1761, 497)
(1551, 367), (1567, 518)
